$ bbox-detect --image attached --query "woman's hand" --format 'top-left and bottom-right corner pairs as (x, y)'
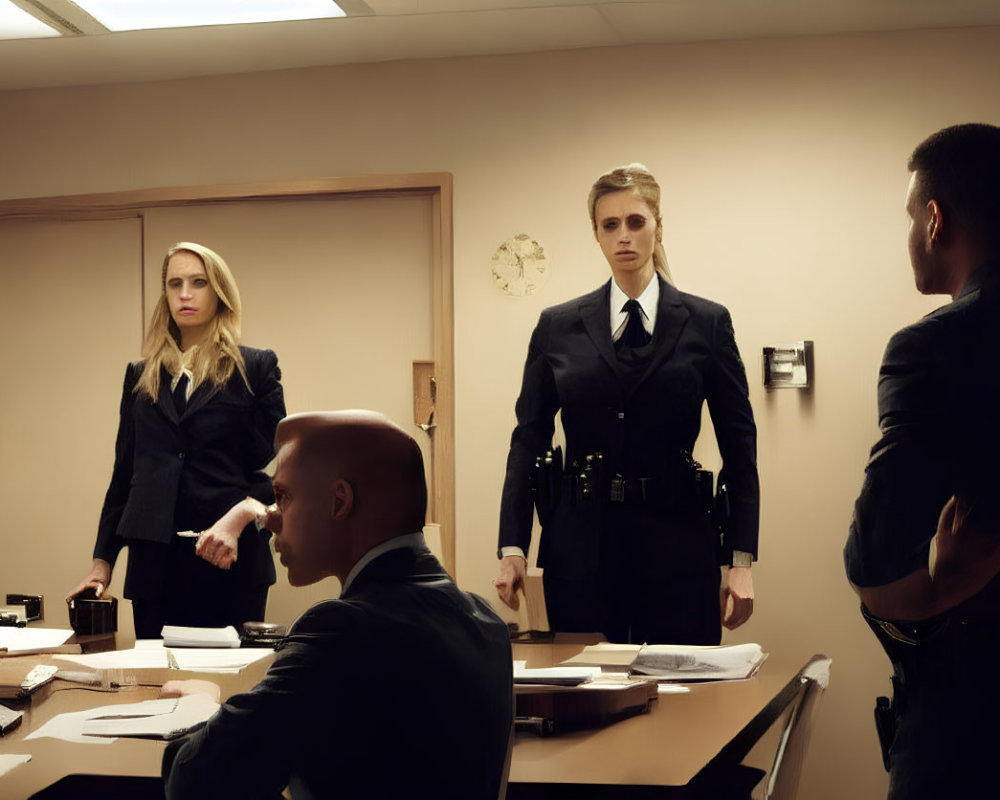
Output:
(194, 497), (269, 570)
(67, 559), (112, 600)
(494, 555), (527, 610)
(720, 566), (754, 630)
(196, 527), (240, 570)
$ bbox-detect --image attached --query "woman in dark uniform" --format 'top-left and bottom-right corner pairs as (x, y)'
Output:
(494, 164), (758, 644)
(68, 242), (286, 639)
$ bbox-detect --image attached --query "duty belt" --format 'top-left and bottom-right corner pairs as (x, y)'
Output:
(563, 451), (709, 508)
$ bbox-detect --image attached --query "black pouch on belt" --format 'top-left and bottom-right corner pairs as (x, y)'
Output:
(531, 446), (562, 526)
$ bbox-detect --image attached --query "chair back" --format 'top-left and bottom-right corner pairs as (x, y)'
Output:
(765, 657), (832, 800)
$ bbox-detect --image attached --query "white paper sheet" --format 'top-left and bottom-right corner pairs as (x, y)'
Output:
(170, 648), (272, 673)
(55, 640), (271, 675)
(513, 660), (602, 685)
(26, 694), (220, 743)
(81, 694), (220, 739)
(161, 625), (240, 648)
(0, 627), (72, 653)
(0, 754), (31, 778)
(54, 639), (169, 671)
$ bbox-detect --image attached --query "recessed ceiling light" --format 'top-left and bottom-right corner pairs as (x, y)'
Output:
(0, 1), (60, 40)
(72, 0), (346, 32)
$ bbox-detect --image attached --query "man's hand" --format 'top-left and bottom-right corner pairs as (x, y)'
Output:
(67, 559), (112, 601)
(854, 495), (1000, 622)
(494, 555), (527, 611)
(160, 679), (221, 703)
(928, 495), (1000, 588)
(720, 566), (754, 629)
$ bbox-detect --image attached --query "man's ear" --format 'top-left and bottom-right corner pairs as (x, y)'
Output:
(927, 199), (943, 244)
(331, 479), (354, 520)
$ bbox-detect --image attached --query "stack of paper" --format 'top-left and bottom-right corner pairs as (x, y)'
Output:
(513, 661), (602, 686)
(631, 643), (767, 681)
(559, 643), (642, 671)
(560, 642), (767, 681)
(161, 625), (241, 648)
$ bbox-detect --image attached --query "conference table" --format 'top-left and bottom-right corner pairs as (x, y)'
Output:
(509, 638), (824, 798)
(0, 634), (272, 799)
(0, 635), (823, 799)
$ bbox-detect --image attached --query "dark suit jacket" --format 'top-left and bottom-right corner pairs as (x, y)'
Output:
(499, 276), (759, 581)
(162, 545), (514, 800)
(846, 264), (1000, 586)
(93, 346), (285, 595)
(845, 264), (1000, 798)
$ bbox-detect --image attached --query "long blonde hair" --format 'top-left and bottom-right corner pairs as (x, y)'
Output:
(136, 242), (249, 400)
(588, 163), (674, 285)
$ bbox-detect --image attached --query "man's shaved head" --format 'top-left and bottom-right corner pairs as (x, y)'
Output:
(269, 411), (428, 585)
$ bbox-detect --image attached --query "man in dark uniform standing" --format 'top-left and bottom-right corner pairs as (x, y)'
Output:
(846, 123), (1000, 799)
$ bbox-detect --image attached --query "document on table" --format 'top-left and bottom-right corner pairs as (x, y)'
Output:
(161, 625), (241, 648)
(170, 648), (272, 673)
(513, 660), (602, 686)
(0, 627), (72, 654)
(56, 639), (272, 674)
(630, 643), (767, 681)
(559, 643), (642, 670)
(55, 639), (169, 671)
(26, 694), (220, 743)
(560, 642), (767, 681)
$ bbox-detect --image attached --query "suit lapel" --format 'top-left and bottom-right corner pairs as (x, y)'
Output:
(579, 280), (628, 388)
(155, 366), (218, 424)
(633, 275), (689, 395)
(156, 368), (181, 425)
(183, 379), (217, 418)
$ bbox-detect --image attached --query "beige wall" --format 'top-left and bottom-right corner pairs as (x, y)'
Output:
(2, 24), (1000, 798)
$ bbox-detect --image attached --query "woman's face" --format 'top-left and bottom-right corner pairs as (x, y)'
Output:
(165, 251), (220, 347)
(594, 189), (660, 277)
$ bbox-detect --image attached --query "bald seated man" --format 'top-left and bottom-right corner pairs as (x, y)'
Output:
(161, 410), (514, 800)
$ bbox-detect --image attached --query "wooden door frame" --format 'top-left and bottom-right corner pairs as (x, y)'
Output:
(0, 173), (457, 576)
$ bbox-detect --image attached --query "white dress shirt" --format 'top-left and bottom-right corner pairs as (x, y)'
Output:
(610, 275), (658, 341)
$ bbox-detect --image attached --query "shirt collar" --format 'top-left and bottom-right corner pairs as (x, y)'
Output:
(610, 274), (659, 336)
(341, 531), (426, 594)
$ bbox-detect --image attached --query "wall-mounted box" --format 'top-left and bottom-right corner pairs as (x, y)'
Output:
(763, 341), (813, 389)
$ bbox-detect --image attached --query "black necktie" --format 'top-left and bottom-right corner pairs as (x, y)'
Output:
(172, 373), (189, 415)
(620, 299), (651, 347)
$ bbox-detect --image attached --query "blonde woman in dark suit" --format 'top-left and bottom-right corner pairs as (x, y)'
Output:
(68, 242), (286, 639)
(495, 164), (758, 644)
